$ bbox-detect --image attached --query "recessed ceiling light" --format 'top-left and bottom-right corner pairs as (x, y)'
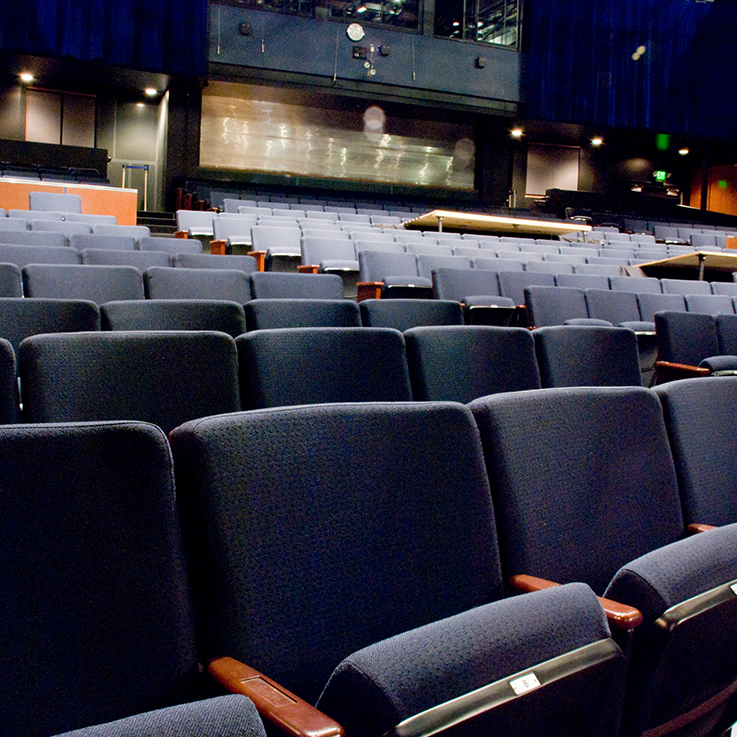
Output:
(679, 148), (689, 156)
(144, 88), (157, 96)
(511, 128), (523, 138)
(19, 73), (34, 83)
(591, 137), (603, 146)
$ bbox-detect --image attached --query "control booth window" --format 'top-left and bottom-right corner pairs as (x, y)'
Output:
(434, 0), (519, 47)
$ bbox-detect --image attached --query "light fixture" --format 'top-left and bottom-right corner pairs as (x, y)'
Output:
(511, 128), (523, 138)
(19, 73), (34, 83)
(679, 148), (689, 156)
(591, 137), (603, 147)
(144, 88), (157, 97)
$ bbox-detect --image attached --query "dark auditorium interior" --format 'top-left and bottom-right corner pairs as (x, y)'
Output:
(3, 1), (737, 737)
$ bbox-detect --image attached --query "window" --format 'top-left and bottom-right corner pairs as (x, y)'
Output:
(434, 0), (519, 47)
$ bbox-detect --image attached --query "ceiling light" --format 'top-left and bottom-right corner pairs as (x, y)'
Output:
(591, 137), (603, 147)
(511, 128), (523, 138)
(144, 88), (158, 96)
(19, 73), (34, 83)
(679, 148), (689, 156)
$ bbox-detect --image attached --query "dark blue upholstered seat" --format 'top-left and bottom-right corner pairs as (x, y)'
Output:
(405, 325), (541, 402)
(23, 264), (144, 304)
(19, 330), (240, 433)
(244, 298), (360, 330)
(101, 300), (247, 337)
(248, 271), (345, 300)
(170, 401), (626, 737)
(469, 386), (737, 737)
(143, 266), (251, 303)
(236, 327), (412, 408)
(359, 298), (463, 331)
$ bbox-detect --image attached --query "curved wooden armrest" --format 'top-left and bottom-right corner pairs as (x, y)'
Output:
(655, 360), (711, 383)
(174, 230), (189, 239)
(687, 523), (718, 534)
(509, 574), (643, 631)
(210, 239), (228, 256)
(298, 265), (320, 274)
(249, 250), (267, 271)
(207, 656), (344, 737)
(356, 281), (383, 302)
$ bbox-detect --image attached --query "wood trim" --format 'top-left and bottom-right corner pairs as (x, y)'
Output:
(207, 657), (344, 737)
(356, 281), (383, 302)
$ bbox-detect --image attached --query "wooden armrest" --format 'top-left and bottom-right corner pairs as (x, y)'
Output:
(174, 231), (189, 239)
(655, 360), (711, 383)
(250, 250), (267, 271)
(509, 574), (643, 631)
(687, 523), (718, 534)
(208, 656), (344, 737)
(356, 281), (383, 302)
(298, 265), (320, 274)
(210, 239), (227, 256)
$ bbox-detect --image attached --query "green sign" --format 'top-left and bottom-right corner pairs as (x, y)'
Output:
(653, 170), (668, 182)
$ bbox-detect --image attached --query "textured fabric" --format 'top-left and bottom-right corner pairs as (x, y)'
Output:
(245, 299), (360, 330)
(470, 386), (684, 593)
(101, 300), (247, 337)
(605, 523), (737, 622)
(655, 376), (737, 525)
(685, 294), (735, 316)
(301, 239), (358, 266)
(699, 355), (737, 373)
(81, 248), (171, 270)
(406, 325), (540, 402)
(316, 583), (614, 737)
(0, 263), (22, 297)
(175, 253), (258, 275)
(0, 229), (66, 247)
(31, 220), (92, 238)
(533, 326), (643, 388)
(497, 271), (555, 305)
(0, 244), (81, 268)
(20, 330), (240, 433)
(584, 289), (644, 327)
(139, 237), (203, 256)
(433, 267), (500, 301)
(170, 401), (503, 704)
(358, 250), (419, 283)
(0, 338), (17, 422)
(237, 327), (412, 408)
(70, 235), (137, 252)
(655, 311), (719, 365)
(29, 192), (81, 213)
(92, 225), (151, 242)
(637, 293), (686, 322)
(249, 271), (344, 299)
(359, 299), (463, 331)
(716, 313), (737, 355)
(661, 279), (713, 297)
(143, 267), (251, 303)
(23, 264), (144, 304)
(51, 696), (265, 737)
(0, 421), (200, 737)
(524, 286), (588, 327)
(416, 255), (472, 279)
(0, 298), (100, 353)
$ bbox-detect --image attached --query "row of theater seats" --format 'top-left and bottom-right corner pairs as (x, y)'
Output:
(6, 378), (737, 737)
(0, 322), (647, 426)
(0, 221), (153, 244)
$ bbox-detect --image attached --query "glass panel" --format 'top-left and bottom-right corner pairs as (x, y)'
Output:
(199, 82), (475, 190)
(434, 0), (519, 47)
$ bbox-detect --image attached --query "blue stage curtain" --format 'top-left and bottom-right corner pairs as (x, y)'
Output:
(524, 0), (737, 139)
(0, 0), (207, 76)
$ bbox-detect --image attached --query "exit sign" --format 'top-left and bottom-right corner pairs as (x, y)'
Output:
(653, 170), (668, 181)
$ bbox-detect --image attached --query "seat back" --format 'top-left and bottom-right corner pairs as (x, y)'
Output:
(0, 421), (201, 736)
(524, 286), (589, 327)
(81, 248), (171, 270)
(69, 234), (137, 252)
(0, 297), (100, 353)
(245, 299), (360, 330)
(405, 325), (541, 402)
(655, 376), (737, 526)
(0, 338), (17, 422)
(101, 300), (247, 337)
(432, 267), (500, 301)
(637, 292), (686, 322)
(248, 271), (344, 299)
(19, 331), (241, 433)
(654, 310), (719, 365)
(359, 298), (463, 331)
(0, 263), (22, 297)
(237, 327), (412, 408)
(170, 401), (504, 703)
(685, 293), (735, 315)
(584, 289), (645, 326)
(533, 325), (642, 388)
(22, 264), (144, 304)
(497, 271), (555, 305)
(358, 250), (420, 283)
(716, 313), (737, 354)
(0, 243), (80, 268)
(143, 266), (251, 303)
(175, 252), (258, 274)
(29, 191), (82, 212)
(139, 236), (203, 255)
(660, 278), (712, 296)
